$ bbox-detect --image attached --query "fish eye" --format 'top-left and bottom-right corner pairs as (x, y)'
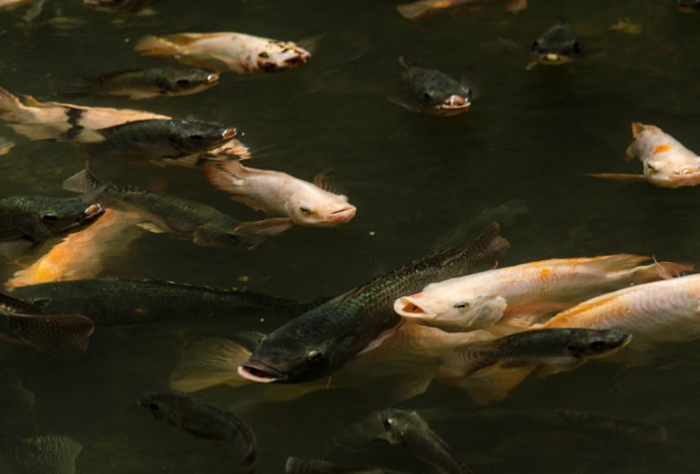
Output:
(647, 163), (657, 172)
(258, 52), (269, 58)
(531, 41), (540, 50)
(383, 417), (394, 430)
(572, 42), (580, 53)
(149, 403), (160, 412)
(307, 350), (323, 362)
(299, 206), (312, 214)
(590, 340), (607, 351)
(189, 134), (203, 141)
(42, 214), (58, 221)
(454, 302), (470, 309)
(176, 79), (191, 86)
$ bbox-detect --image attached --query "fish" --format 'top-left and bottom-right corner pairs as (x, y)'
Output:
(535, 274), (700, 350)
(529, 17), (580, 67)
(237, 222), (509, 384)
(0, 435), (82, 474)
(62, 165), (267, 246)
(88, 118), (238, 164)
(83, 0), (155, 14)
(436, 328), (632, 404)
(135, 32), (312, 73)
(57, 67), (219, 100)
(389, 57), (472, 116)
(676, 0), (700, 12)
(139, 391), (257, 472)
(205, 160), (356, 234)
(285, 457), (409, 474)
(5, 208), (144, 289)
(0, 196), (105, 258)
(394, 255), (692, 333)
(587, 122), (700, 188)
(374, 408), (470, 474)
(0, 86), (169, 143)
(0, 292), (94, 358)
(396, 0), (527, 21)
(0, 0), (37, 10)
(0, 136), (14, 155)
(9, 278), (317, 326)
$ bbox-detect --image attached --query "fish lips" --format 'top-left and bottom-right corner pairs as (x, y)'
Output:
(77, 203), (105, 227)
(326, 206), (357, 224)
(238, 359), (289, 383)
(394, 295), (435, 319)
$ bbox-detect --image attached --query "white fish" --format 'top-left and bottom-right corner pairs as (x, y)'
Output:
(204, 160), (356, 235)
(588, 122), (700, 188)
(135, 32), (312, 73)
(395, 255), (692, 333)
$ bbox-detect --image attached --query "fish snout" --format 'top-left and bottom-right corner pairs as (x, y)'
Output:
(206, 73), (220, 84)
(237, 360), (287, 384)
(327, 205), (357, 224)
(394, 295), (433, 319)
(80, 203), (105, 223)
(286, 50), (311, 65)
(445, 95), (468, 107)
(221, 127), (237, 140)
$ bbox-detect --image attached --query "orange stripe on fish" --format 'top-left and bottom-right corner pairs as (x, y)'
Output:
(653, 144), (672, 154)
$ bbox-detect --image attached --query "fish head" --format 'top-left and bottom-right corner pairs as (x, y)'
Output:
(157, 67), (220, 95)
(405, 66), (472, 116)
(138, 392), (178, 423)
(677, 0), (700, 12)
(285, 183), (356, 227)
(395, 291), (507, 332)
(531, 18), (580, 65)
(562, 328), (633, 359)
(374, 409), (427, 445)
(643, 159), (700, 188)
(16, 197), (105, 238)
(238, 327), (340, 383)
(256, 41), (311, 72)
(165, 120), (237, 155)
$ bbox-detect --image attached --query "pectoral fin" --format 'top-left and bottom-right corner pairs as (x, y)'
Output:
(234, 218), (295, 236)
(437, 363), (535, 405)
(169, 338), (251, 393)
(0, 312), (95, 358)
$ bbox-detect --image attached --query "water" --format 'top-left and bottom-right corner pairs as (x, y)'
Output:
(0, 0), (699, 472)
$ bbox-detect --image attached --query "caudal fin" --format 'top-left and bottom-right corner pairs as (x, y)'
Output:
(1, 312), (95, 358)
(169, 338), (251, 392)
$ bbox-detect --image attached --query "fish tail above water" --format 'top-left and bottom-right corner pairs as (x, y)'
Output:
(169, 338), (252, 392)
(0, 312), (95, 358)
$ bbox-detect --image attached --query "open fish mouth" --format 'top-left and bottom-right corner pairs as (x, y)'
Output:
(221, 127), (237, 140)
(78, 203), (105, 225)
(327, 206), (357, 224)
(393, 296), (433, 319)
(536, 52), (574, 64)
(238, 360), (288, 383)
(285, 54), (309, 66)
(205, 73), (220, 84)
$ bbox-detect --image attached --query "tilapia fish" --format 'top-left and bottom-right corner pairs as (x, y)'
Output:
(395, 255), (692, 333)
(63, 165), (264, 247)
(396, 0), (527, 21)
(374, 409), (471, 474)
(135, 32), (311, 73)
(84, 0), (155, 13)
(139, 391), (257, 472)
(238, 223), (509, 384)
(285, 457), (409, 473)
(205, 160), (356, 235)
(588, 122), (700, 188)
(529, 16), (580, 67)
(6, 208), (144, 289)
(0, 195), (104, 258)
(0, 292), (94, 358)
(58, 67), (219, 100)
(676, 0), (700, 12)
(9, 278), (315, 326)
(389, 58), (472, 116)
(436, 328), (631, 404)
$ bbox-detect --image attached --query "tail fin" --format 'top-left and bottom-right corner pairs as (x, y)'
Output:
(0, 312), (95, 358)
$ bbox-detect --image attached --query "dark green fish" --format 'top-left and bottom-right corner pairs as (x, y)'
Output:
(375, 409), (470, 474)
(139, 391), (257, 472)
(238, 222), (510, 384)
(530, 17), (580, 66)
(676, 0), (700, 11)
(285, 457), (408, 474)
(58, 67), (219, 100)
(83, 0), (156, 13)
(0, 434), (82, 474)
(9, 278), (320, 326)
(0, 292), (95, 358)
(63, 165), (262, 248)
(0, 196), (104, 258)
(440, 328), (633, 379)
(88, 119), (237, 164)
(390, 58), (472, 116)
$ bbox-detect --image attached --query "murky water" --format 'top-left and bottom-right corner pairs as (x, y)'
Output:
(1, 0), (699, 472)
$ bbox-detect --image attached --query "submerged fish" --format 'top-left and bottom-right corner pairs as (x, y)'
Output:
(375, 409), (470, 474)
(437, 328), (631, 404)
(0, 292), (94, 358)
(676, 0), (700, 12)
(588, 122), (700, 188)
(135, 32), (311, 73)
(63, 165), (264, 247)
(536, 274), (700, 349)
(0, 0), (37, 10)
(529, 16), (580, 67)
(205, 160), (356, 234)
(6, 209), (144, 289)
(237, 223), (509, 384)
(9, 278), (315, 326)
(389, 58), (472, 116)
(139, 391), (257, 471)
(84, 0), (155, 13)
(395, 255), (691, 333)
(285, 457), (408, 474)
(396, 0), (527, 21)
(0, 86), (168, 143)
(0, 435), (82, 474)
(0, 196), (104, 258)
(57, 67), (219, 100)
